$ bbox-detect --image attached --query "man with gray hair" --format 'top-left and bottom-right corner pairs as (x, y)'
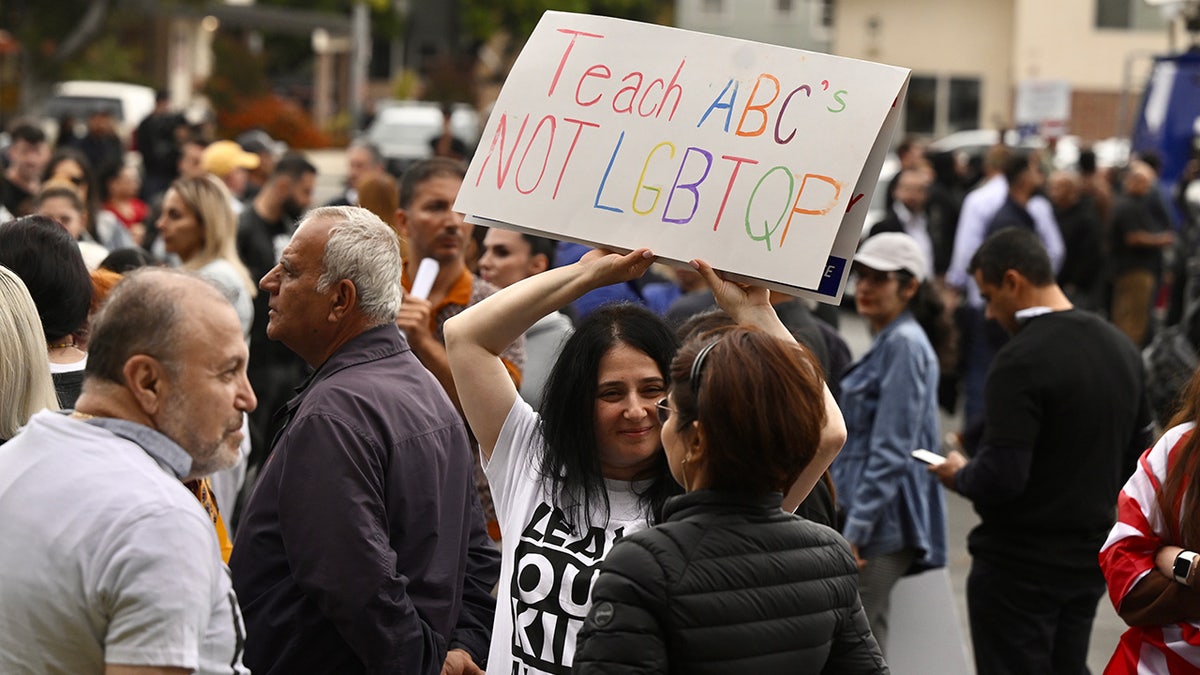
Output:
(0, 268), (255, 674)
(325, 139), (384, 206)
(230, 206), (500, 675)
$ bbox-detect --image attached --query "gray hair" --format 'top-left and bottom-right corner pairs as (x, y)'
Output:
(348, 139), (384, 167)
(309, 206), (402, 326)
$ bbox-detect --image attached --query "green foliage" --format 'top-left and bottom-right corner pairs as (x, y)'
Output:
(423, 57), (476, 105)
(2, 0), (108, 84)
(203, 33), (270, 112)
(227, 0), (402, 84)
(61, 34), (149, 85)
(461, 0), (673, 45)
(254, 0), (390, 12)
(391, 69), (422, 100)
(2, 0), (206, 99)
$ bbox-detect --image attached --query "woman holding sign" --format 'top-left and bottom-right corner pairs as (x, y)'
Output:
(572, 263), (885, 674)
(444, 248), (845, 674)
(832, 232), (948, 654)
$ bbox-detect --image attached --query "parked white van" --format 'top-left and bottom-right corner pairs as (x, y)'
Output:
(364, 100), (479, 173)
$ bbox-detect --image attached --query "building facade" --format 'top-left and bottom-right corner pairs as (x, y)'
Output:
(676, 0), (834, 53)
(832, 0), (1177, 142)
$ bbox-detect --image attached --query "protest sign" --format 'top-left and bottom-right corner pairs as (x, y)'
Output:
(455, 11), (909, 300)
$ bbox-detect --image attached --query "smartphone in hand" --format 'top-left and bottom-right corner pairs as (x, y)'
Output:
(911, 448), (946, 466)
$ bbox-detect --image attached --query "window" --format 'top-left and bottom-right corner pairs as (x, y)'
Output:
(948, 78), (981, 134)
(904, 74), (981, 136)
(905, 76), (938, 135)
(777, 0), (793, 13)
(1096, 0), (1168, 30)
(809, 0), (833, 40)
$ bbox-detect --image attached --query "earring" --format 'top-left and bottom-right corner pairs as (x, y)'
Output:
(681, 455), (692, 492)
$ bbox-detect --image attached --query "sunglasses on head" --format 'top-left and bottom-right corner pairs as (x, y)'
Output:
(655, 398), (674, 425)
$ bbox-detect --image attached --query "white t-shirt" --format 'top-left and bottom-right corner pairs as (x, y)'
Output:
(483, 398), (651, 675)
(197, 258), (254, 340)
(0, 411), (248, 675)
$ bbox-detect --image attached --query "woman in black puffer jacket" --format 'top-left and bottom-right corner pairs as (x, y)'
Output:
(574, 261), (888, 675)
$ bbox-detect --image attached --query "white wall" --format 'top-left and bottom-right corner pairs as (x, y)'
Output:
(676, 0), (832, 52)
(831, 0), (1015, 130)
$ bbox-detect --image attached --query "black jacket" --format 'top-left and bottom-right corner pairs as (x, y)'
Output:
(573, 490), (888, 674)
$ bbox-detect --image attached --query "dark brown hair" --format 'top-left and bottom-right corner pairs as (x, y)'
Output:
(398, 157), (466, 208)
(1156, 368), (1200, 549)
(669, 326), (826, 495)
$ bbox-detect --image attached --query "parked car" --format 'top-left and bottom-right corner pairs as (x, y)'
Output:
(927, 128), (1041, 157)
(364, 100), (479, 174)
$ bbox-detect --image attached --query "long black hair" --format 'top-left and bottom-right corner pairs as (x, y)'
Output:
(894, 270), (955, 362)
(537, 303), (681, 531)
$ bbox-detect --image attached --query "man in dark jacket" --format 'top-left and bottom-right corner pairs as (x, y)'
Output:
(230, 206), (500, 675)
(984, 153), (1043, 237)
(236, 154), (318, 472)
(872, 169), (934, 272)
(932, 228), (1152, 675)
(1110, 160), (1175, 347)
(1047, 170), (1104, 310)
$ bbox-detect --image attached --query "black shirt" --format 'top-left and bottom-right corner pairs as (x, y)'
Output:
(955, 310), (1152, 580)
(236, 207), (299, 370)
(985, 197), (1036, 238)
(0, 174), (33, 218)
(1111, 193), (1171, 276)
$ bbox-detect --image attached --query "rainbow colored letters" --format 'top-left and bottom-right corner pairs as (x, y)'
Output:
(456, 11), (909, 301)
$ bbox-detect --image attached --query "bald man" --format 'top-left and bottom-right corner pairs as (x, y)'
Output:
(1110, 161), (1175, 346)
(1047, 170), (1103, 309)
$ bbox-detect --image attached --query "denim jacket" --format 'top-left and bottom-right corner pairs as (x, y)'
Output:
(832, 311), (947, 570)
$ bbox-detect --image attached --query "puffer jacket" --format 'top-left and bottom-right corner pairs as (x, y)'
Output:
(573, 490), (888, 674)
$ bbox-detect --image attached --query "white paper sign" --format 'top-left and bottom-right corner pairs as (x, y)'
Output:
(456, 11), (909, 300)
(1015, 79), (1072, 139)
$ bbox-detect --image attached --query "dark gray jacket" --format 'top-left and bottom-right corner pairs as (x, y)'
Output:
(574, 490), (888, 674)
(231, 325), (500, 674)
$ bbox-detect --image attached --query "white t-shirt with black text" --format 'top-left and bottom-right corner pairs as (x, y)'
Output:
(484, 398), (650, 675)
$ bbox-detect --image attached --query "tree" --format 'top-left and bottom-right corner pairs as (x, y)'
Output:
(2, 0), (117, 107)
(1, 0), (209, 115)
(460, 0), (673, 48)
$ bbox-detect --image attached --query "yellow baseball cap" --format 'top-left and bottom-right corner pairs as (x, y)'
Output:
(201, 140), (261, 178)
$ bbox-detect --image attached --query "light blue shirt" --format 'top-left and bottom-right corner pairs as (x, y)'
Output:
(945, 175), (1065, 308)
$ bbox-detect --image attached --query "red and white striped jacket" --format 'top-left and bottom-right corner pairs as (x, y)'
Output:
(1099, 422), (1200, 674)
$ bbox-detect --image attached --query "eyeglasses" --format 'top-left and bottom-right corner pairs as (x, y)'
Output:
(655, 398), (674, 425)
(852, 267), (898, 285)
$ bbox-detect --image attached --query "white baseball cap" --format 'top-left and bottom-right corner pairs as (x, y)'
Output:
(854, 232), (928, 283)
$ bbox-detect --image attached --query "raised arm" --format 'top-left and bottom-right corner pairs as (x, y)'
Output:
(445, 248), (657, 457)
(690, 259), (848, 511)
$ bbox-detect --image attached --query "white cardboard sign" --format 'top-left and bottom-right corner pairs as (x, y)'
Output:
(455, 11), (909, 300)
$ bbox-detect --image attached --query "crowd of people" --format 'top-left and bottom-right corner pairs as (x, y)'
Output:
(0, 96), (1199, 675)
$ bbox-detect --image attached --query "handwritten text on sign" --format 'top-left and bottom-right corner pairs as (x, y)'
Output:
(456, 12), (909, 292)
